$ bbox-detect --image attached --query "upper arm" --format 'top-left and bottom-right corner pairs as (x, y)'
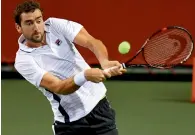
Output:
(73, 27), (96, 48)
(40, 72), (61, 92)
(15, 55), (63, 93)
(48, 17), (98, 49)
(40, 72), (79, 95)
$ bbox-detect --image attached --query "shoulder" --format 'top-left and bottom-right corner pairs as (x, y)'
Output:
(14, 53), (46, 88)
(14, 53), (34, 69)
(15, 51), (33, 62)
(44, 17), (82, 28)
(44, 17), (83, 41)
(44, 17), (69, 25)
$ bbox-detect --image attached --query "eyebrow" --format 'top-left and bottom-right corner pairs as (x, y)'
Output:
(24, 16), (42, 23)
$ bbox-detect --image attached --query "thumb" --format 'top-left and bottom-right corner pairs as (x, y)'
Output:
(112, 65), (121, 70)
(117, 65), (124, 70)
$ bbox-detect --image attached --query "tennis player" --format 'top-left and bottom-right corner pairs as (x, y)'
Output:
(14, 1), (126, 135)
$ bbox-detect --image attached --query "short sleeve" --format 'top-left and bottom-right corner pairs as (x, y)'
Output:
(48, 17), (83, 42)
(14, 55), (47, 88)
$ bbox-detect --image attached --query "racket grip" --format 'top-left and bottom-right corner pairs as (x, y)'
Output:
(121, 63), (126, 68)
(103, 63), (126, 73)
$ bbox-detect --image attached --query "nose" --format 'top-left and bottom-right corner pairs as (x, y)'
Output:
(33, 23), (39, 31)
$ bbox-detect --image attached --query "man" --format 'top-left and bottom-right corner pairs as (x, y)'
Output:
(14, 1), (126, 135)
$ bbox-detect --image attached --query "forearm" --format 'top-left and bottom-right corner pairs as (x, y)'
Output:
(88, 39), (109, 64)
(57, 77), (80, 95)
(40, 72), (84, 95)
(73, 27), (109, 66)
(57, 71), (88, 94)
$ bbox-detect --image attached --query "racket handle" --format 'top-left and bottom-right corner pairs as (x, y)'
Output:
(121, 63), (126, 68)
(103, 63), (126, 73)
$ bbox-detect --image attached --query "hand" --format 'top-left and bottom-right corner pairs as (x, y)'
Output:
(84, 68), (111, 83)
(103, 65), (127, 76)
(101, 60), (127, 76)
(100, 60), (121, 70)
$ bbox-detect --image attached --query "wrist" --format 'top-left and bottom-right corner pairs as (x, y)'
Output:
(101, 59), (109, 63)
(100, 59), (109, 68)
(74, 71), (87, 86)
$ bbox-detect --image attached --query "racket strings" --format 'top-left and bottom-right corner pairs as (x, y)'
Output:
(143, 29), (193, 68)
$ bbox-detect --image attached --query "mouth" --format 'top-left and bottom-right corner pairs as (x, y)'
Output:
(34, 33), (40, 36)
(33, 33), (42, 39)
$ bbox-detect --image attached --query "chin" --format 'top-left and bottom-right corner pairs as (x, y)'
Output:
(32, 39), (42, 43)
(32, 37), (42, 42)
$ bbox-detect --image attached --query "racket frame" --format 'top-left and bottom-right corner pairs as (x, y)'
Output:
(122, 26), (194, 69)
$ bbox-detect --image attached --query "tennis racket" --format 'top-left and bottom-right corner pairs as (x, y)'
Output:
(105, 26), (194, 72)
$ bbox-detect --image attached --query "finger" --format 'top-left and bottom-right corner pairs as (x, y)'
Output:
(95, 78), (103, 83)
(120, 69), (127, 73)
(100, 74), (106, 80)
(103, 65), (123, 76)
(110, 69), (121, 76)
(103, 71), (111, 78)
(94, 79), (100, 83)
(100, 77), (106, 82)
(102, 77), (106, 81)
(113, 61), (121, 66)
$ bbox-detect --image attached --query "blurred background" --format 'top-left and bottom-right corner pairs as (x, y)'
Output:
(2, 0), (195, 135)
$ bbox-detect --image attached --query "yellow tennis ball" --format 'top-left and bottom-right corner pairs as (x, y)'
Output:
(118, 41), (131, 54)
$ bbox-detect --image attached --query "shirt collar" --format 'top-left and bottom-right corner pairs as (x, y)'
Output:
(18, 35), (36, 53)
(44, 24), (50, 33)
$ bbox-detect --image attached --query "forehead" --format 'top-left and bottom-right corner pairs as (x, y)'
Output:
(20, 9), (42, 22)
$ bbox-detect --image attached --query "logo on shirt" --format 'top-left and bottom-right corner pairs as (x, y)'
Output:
(55, 39), (62, 46)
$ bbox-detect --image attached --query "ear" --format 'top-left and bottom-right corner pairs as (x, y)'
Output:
(15, 23), (22, 33)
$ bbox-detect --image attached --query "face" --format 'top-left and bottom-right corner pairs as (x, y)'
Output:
(16, 9), (44, 43)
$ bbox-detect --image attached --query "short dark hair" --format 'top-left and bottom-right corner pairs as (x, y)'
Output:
(14, 1), (43, 25)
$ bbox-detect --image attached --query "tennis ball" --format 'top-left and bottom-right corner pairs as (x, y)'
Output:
(118, 41), (131, 54)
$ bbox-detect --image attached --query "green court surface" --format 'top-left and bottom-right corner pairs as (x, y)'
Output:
(2, 80), (195, 135)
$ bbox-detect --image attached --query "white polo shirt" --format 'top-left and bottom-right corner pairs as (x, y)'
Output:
(14, 17), (107, 123)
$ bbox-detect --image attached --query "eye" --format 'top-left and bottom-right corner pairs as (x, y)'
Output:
(37, 19), (42, 24)
(26, 21), (32, 26)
